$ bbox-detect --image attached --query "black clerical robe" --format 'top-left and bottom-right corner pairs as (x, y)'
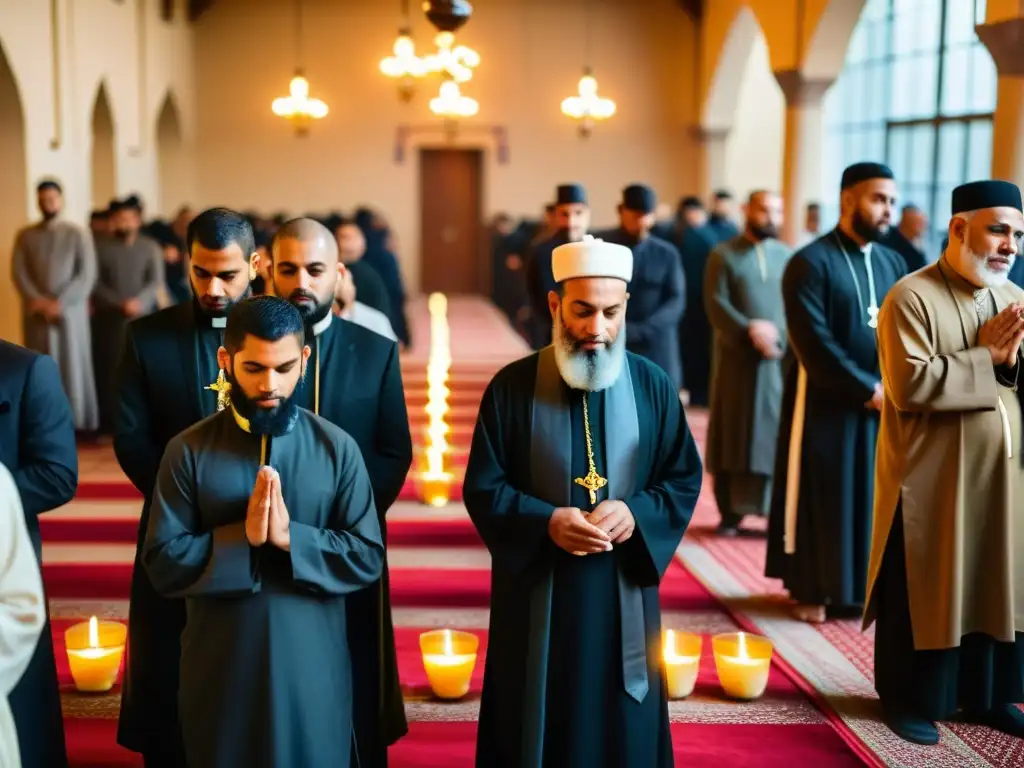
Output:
(464, 351), (703, 768)
(765, 230), (906, 608)
(114, 300), (232, 759)
(293, 315), (413, 764)
(524, 232), (569, 349)
(882, 229), (929, 274)
(676, 225), (718, 405)
(143, 408), (384, 768)
(0, 340), (77, 768)
(602, 229), (686, 389)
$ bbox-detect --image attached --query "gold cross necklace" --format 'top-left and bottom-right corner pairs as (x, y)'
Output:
(574, 392), (607, 507)
(206, 369), (231, 412)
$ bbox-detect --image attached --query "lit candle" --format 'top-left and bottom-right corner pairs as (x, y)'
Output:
(419, 292), (454, 507)
(712, 631), (773, 701)
(662, 629), (702, 699)
(65, 616), (127, 693)
(420, 628), (478, 700)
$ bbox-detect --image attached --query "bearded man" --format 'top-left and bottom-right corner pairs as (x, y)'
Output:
(464, 235), (704, 768)
(116, 207), (257, 767)
(766, 163), (907, 624)
(704, 190), (791, 536)
(867, 180), (1024, 745)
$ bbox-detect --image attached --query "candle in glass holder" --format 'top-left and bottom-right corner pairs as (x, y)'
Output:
(712, 631), (773, 700)
(662, 629), (702, 699)
(420, 628), (478, 699)
(65, 616), (127, 693)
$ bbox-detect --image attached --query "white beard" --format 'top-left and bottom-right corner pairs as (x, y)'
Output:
(552, 314), (626, 392)
(957, 230), (1014, 288)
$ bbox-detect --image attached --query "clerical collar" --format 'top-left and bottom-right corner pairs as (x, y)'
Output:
(192, 298), (228, 329)
(310, 313), (332, 337)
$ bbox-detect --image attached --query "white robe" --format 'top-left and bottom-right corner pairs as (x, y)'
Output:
(0, 463), (46, 768)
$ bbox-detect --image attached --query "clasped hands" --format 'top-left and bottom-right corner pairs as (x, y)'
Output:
(978, 303), (1024, 367)
(548, 500), (635, 556)
(28, 297), (62, 323)
(748, 320), (782, 360)
(245, 466), (290, 551)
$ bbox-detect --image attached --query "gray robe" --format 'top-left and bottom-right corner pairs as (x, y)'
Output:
(704, 235), (791, 521)
(142, 408), (385, 768)
(92, 234), (165, 432)
(11, 220), (99, 431)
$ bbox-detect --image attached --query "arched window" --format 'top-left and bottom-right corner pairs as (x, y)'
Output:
(822, 0), (994, 251)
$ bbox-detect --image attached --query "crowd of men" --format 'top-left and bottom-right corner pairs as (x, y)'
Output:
(0, 162), (1022, 768)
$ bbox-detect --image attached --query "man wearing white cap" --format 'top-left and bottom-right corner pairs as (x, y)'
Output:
(464, 235), (704, 768)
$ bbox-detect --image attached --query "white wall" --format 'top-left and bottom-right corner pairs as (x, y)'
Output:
(0, 0), (195, 341)
(724, 32), (785, 201)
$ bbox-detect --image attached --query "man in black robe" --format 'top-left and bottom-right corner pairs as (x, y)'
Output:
(708, 189), (740, 241)
(335, 218), (396, 329)
(465, 237), (703, 768)
(268, 218), (412, 767)
(674, 197), (718, 406)
(766, 162), (907, 623)
(525, 184), (590, 349)
(143, 296), (383, 768)
(602, 184), (686, 388)
(115, 207), (257, 767)
(354, 208), (410, 348)
(0, 340), (77, 768)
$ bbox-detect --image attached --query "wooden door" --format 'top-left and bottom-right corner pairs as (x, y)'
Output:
(419, 148), (485, 294)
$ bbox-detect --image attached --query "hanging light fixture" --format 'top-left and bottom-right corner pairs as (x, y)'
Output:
(430, 79), (478, 118)
(561, 67), (615, 138)
(380, 1), (429, 102)
(273, 0), (328, 135)
(422, 30), (479, 83)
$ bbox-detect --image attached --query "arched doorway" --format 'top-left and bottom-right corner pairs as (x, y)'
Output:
(0, 37), (28, 343)
(156, 90), (187, 216)
(90, 81), (117, 209)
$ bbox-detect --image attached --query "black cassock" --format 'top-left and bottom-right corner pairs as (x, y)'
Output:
(464, 352), (703, 768)
(293, 315), (413, 766)
(602, 228), (686, 389)
(143, 408), (384, 768)
(676, 224), (719, 406)
(0, 340), (77, 768)
(524, 232), (568, 349)
(766, 229), (906, 608)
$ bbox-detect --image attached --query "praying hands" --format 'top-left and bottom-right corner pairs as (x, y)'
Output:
(978, 303), (1024, 367)
(245, 467), (290, 551)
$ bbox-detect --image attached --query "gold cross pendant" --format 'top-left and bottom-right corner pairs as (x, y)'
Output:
(205, 369), (232, 412)
(574, 468), (608, 507)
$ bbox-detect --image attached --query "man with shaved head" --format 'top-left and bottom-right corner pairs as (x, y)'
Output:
(268, 218), (412, 766)
(704, 190), (791, 536)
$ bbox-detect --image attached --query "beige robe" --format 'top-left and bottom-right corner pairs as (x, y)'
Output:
(0, 462), (47, 768)
(865, 259), (1024, 650)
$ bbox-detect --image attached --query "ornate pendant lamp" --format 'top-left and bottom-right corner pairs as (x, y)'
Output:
(560, 0), (615, 137)
(272, 0), (328, 135)
(380, 1), (429, 102)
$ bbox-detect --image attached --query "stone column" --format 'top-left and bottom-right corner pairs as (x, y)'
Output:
(690, 125), (730, 199)
(976, 18), (1024, 183)
(773, 70), (833, 246)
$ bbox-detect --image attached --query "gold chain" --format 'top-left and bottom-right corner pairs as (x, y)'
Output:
(574, 392), (608, 507)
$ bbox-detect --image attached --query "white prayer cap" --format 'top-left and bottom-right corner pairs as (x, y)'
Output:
(551, 235), (633, 284)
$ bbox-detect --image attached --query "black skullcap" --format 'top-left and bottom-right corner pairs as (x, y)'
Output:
(36, 179), (62, 194)
(109, 196), (142, 214)
(840, 162), (894, 190)
(951, 180), (1023, 215)
(622, 184), (656, 214)
(555, 184), (587, 206)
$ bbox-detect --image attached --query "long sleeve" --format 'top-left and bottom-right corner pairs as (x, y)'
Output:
(0, 465), (46, 698)
(114, 325), (161, 497)
(878, 286), (1000, 413)
(463, 380), (557, 577)
(143, 438), (260, 598)
(783, 254), (878, 404)
(90, 249), (123, 309)
(703, 246), (751, 346)
(623, 376), (703, 586)
(13, 355), (78, 519)
(628, 244), (687, 344)
(288, 438), (384, 595)
(11, 231), (45, 300)
(57, 229), (97, 305)
(136, 242), (166, 309)
(368, 342), (413, 514)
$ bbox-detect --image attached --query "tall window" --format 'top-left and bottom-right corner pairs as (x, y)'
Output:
(821, 0), (994, 251)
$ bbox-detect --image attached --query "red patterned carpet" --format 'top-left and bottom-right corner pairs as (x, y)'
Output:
(38, 297), (1021, 766)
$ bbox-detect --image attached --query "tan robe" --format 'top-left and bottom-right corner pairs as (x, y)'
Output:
(865, 258), (1024, 650)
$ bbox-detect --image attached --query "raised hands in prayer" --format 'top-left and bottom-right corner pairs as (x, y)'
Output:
(245, 467), (273, 547)
(978, 303), (1024, 367)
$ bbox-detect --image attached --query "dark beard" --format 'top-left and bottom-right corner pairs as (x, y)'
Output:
(749, 223), (778, 241)
(225, 369), (300, 437)
(192, 284), (252, 319)
(287, 290), (333, 328)
(851, 210), (887, 243)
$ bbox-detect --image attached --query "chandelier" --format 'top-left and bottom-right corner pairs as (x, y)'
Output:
(422, 31), (479, 83)
(272, 70), (328, 135)
(561, 68), (615, 137)
(430, 79), (478, 118)
(380, 28), (429, 101)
